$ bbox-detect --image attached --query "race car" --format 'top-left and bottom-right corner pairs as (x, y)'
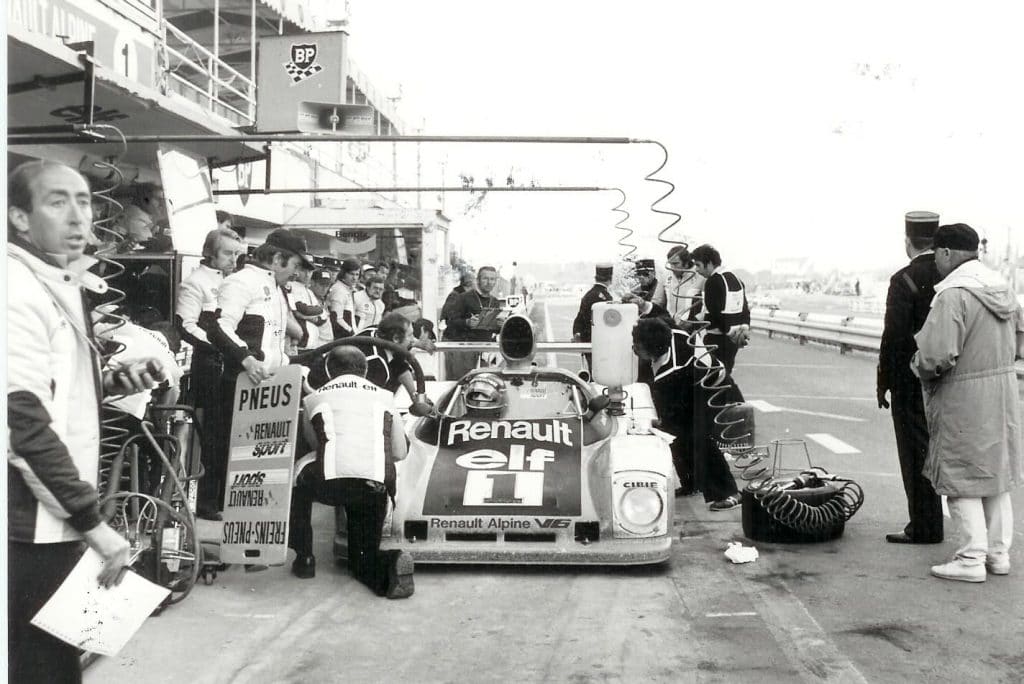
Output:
(368, 311), (676, 565)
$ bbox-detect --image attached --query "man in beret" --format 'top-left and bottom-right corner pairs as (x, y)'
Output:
(572, 264), (615, 373)
(912, 223), (1024, 582)
(878, 211), (945, 544)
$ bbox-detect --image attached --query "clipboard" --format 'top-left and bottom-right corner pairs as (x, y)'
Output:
(475, 306), (502, 330)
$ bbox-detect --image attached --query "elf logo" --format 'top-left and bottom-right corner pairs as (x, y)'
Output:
(534, 518), (571, 529)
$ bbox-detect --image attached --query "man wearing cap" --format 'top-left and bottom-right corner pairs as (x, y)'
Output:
(309, 269), (336, 343)
(573, 264), (615, 372)
(287, 263), (329, 353)
(327, 257), (362, 338)
(360, 263), (377, 288)
(207, 229), (313, 513)
(354, 275), (387, 333)
(878, 211), (945, 544)
(634, 258), (659, 301)
(912, 223), (1024, 582)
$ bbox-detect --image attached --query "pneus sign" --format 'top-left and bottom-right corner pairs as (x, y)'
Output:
(423, 418), (583, 516)
(221, 366), (302, 565)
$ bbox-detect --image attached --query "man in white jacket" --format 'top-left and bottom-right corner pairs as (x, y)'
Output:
(7, 160), (164, 682)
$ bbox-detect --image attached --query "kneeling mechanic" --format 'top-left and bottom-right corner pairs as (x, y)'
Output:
(288, 346), (414, 598)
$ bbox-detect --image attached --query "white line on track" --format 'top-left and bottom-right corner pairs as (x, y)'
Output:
(741, 363), (842, 368)
(705, 612), (758, 618)
(541, 300), (557, 367)
(750, 394), (877, 402)
(747, 400), (866, 423)
(806, 433), (861, 454)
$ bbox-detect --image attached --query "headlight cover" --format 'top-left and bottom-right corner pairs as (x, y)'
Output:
(618, 486), (664, 528)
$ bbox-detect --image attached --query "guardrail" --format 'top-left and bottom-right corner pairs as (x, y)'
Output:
(750, 307), (1024, 378)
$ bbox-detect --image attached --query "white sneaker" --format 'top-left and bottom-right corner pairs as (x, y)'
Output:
(930, 560), (986, 583)
(986, 557), (1010, 576)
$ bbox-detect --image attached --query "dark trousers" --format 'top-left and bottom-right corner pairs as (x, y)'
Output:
(891, 385), (943, 541)
(198, 373), (238, 513)
(193, 352), (228, 513)
(8, 541), (85, 684)
(693, 386), (739, 502)
(705, 333), (739, 375)
(288, 469), (394, 596)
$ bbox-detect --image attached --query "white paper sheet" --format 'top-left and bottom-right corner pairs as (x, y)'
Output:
(31, 548), (170, 656)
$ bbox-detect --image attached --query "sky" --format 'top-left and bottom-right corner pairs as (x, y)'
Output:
(320, 1), (1023, 275)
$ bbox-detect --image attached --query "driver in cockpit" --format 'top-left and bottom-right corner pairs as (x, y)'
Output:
(463, 373), (507, 419)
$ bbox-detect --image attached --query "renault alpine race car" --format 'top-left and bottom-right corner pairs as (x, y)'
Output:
(370, 311), (676, 565)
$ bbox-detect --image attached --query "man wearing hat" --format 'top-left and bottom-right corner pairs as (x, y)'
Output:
(207, 229), (313, 512)
(877, 211), (944, 545)
(573, 264), (615, 372)
(327, 257), (363, 338)
(912, 223), (1024, 582)
(634, 258), (659, 301)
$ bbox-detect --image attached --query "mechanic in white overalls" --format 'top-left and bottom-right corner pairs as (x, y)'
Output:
(289, 346), (415, 598)
(691, 244), (751, 375)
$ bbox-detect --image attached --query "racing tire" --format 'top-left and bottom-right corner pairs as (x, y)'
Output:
(715, 403), (755, 453)
(741, 483), (845, 544)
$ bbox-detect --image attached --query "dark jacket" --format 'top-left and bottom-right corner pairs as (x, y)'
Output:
(878, 252), (940, 395)
(572, 283), (613, 342)
(445, 289), (502, 342)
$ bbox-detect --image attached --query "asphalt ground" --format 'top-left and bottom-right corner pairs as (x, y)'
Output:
(88, 299), (1024, 683)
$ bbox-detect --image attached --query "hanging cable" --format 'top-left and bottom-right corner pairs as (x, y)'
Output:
(611, 187), (635, 260)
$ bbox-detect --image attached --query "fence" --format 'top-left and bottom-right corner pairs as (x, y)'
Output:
(750, 307), (1024, 378)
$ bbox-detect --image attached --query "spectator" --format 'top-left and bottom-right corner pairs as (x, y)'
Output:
(176, 226), (244, 519)
(445, 266), (504, 379)
(354, 274), (387, 332)
(441, 271), (475, 338)
(327, 257), (362, 338)
(632, 318), (740, 509)
(360, 263), (377, 287)
(8, 160), (164, 681)
(308, 269), (336, 345)
(288, 263), (329, 353)
(911, 223), (1024, 582)
(289, 346), (414, 598)
(878, 211), (944, 545)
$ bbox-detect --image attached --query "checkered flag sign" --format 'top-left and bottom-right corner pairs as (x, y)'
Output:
(284, 43), (322, 84)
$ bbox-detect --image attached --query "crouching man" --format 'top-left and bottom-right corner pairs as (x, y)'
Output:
(288, 346), (414, 598)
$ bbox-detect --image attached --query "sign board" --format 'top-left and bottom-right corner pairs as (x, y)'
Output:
(220, 365), (303, 565)
(8, 0), (156, 87)
(296, 102), (376, 134)
(257, 31), (348, 132)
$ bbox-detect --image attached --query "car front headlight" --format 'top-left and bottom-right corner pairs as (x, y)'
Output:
(618, 486), (664, 527)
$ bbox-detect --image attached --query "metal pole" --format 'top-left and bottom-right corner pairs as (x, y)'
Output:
(213, 0), (220, 113)
(213, 185), (613, 196)
(9, 133), (638, 145)
(250, 0), (256, 122)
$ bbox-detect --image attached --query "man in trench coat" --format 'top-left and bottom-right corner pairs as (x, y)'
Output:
(912, 223), (1024, 582)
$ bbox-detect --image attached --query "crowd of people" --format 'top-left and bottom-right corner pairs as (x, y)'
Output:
(574, 245), (753, 512)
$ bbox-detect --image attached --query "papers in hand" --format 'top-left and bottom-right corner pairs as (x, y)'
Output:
(31, 548), (170, 656)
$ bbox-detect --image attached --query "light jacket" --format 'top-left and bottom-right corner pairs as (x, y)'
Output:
(7, 240), (104, 543)
(652, 271), (705, 325)
(175, 262), (223, 352)
(912, 259), (1024, 496)
(210, 263), (291, 372)
(298, 374), (407, 483)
